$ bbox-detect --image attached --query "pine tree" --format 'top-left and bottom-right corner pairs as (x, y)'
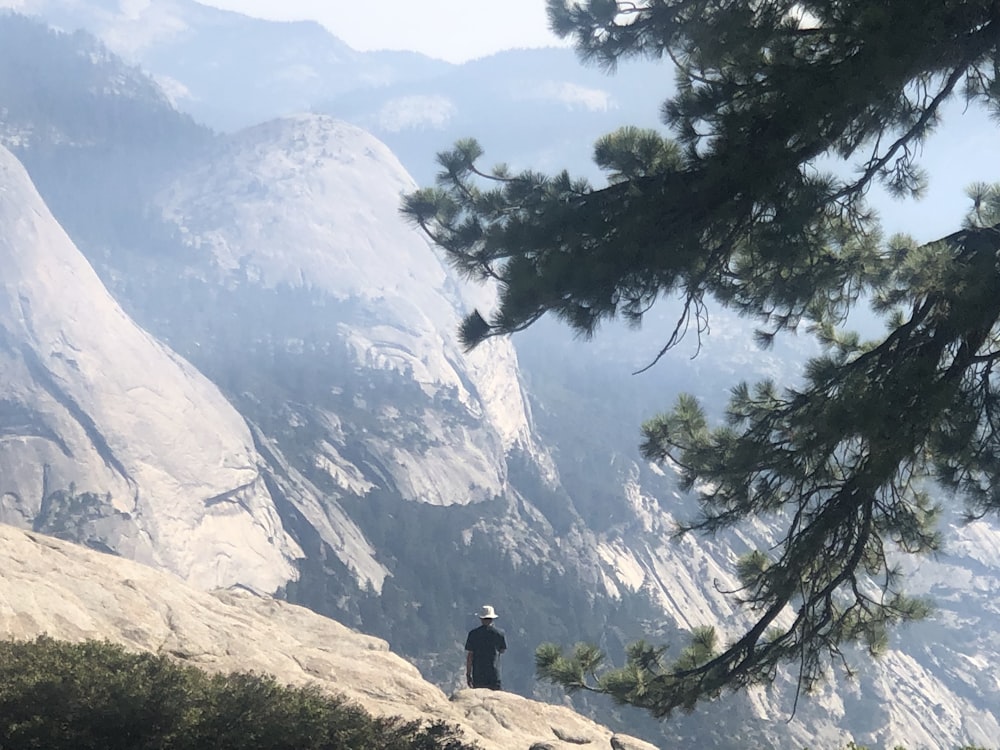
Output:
(402, 0), (1000, 717)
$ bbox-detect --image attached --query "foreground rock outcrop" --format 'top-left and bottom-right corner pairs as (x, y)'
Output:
(0, 524), (656, 750)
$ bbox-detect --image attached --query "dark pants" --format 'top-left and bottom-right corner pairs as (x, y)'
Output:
(472, 678), (501, 690)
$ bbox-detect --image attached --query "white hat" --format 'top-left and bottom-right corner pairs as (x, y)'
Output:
(476, 604), (498, 619)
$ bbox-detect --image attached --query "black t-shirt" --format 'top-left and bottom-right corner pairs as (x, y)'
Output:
(465, 624), (507, 686)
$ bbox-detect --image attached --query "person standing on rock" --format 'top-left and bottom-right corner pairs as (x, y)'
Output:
(465, 604), (507, 689)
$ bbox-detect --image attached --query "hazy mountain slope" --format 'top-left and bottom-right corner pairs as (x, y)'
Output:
(320, 46), (668, 185)
(0, 0), (666, 186)
(133, 113), (607, 675)
(0, 142), (302, 591)
(0, 12), (213, 259)
(0, 523), (659, 750)
(0, 27), (392, 593)
(0, 0), (451, 131)
(514, 315), (1000, 749)
(154, 113), (549, 509)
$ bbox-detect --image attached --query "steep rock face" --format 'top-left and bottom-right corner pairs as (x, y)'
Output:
(0, 523), (658, 750)
(154, 113), (551, 512)
(515, 321), (1000, 750)
(586, 460), (1000, 749)
(0, 143), (300, 592)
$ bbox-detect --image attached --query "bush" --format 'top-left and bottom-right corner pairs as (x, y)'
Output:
(0, 637), (479, 750)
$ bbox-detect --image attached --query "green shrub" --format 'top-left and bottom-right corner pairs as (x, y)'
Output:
(0, 636), (478, 750)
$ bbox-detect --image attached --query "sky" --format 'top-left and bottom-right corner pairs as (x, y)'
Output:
(200, 0), (567, 64)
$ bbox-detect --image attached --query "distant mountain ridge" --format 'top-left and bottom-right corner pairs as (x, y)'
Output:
(0, 0), (452, 131)
(0, 0), (667, 185)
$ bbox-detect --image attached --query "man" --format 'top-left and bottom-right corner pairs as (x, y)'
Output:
(464, 604), (507, 689)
